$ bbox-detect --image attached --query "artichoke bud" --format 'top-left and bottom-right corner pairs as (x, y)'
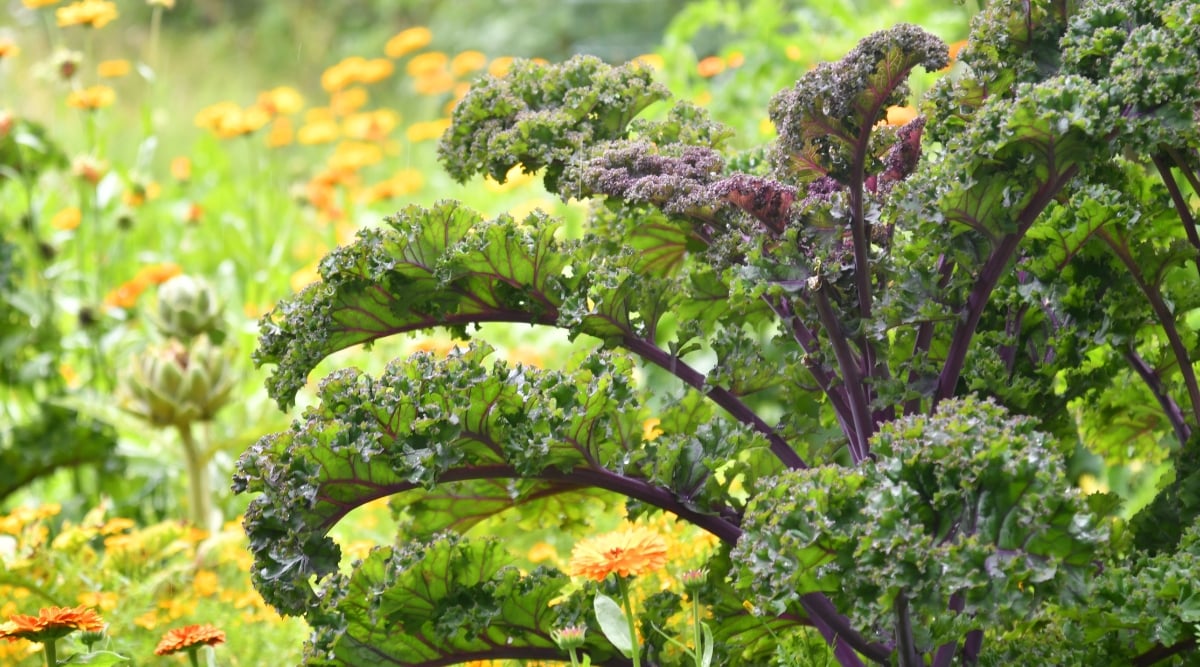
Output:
(118, 335), (236, 428)
(154, 275), (224, 342)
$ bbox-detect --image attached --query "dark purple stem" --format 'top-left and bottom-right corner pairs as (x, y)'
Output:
(770, 296), (856, 432)
(813, 284), (873, 461)
(801, 593), (892, 665)
(904, 255), (955, 415)
(621, 335), (809, 469)
(1124, 346), (1193, 447)
(933, 165), (1079, 409)
(1152, 154), (1200, 284)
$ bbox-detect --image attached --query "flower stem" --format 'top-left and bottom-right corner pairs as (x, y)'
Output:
(691, 593), (703, 667)
(186, 647), (201, 667)
(177, 423), (214, 531)
(43, 640), (56, 667)
(617, 576), (641, 667)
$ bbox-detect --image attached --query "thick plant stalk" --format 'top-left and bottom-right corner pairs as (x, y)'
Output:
(177, 423), (214, 532)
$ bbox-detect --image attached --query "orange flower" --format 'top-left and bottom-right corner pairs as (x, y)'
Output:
(385, 26), (433, 59)
(883, 105), (918, 126)
(0, 39), (19, 59)
(330, 87), (368, 116)
(0, 606), (104, 643)
(66, 85), (116, 110)
(726, 50), (745, 68)
(569, 524), (668, 582)
(266, 117), (294, 148)
(405, 118), (451, 143)
(23, 0), (62, 7)
(51, 206), (82, 230)
(406, 51), (448, 77)
(297, 119), (340, 145)
(450, 50), (487, 77)
(696, 55), (725, 78)
(153, 624), (225, 656)
(97, 58), (130, 77)
(943, 39), (969, 71)
(136, 262), (181, 285)
(487, 56), (515, 78)
(56, 0), (118, 28)
(170, 156), (191, 181)
(413, 70), (456, 96)
(343, 109), (399, 141)
(358, 58), (394, 84)
(257, 86), (304, 115)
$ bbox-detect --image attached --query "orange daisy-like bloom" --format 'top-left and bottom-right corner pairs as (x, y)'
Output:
(66, 85), (116, 111)
(0, 38), (19, 59)
(97, 58), (130, 78)
(56, 0), (118, 28)
(0, 606), (104, 643)
(569, 524), (668, 582)
(23, 0), (62, 8)
(696, 55), (726, 78)
(153, 624), (225, 656)
(385, 26), (433, 59)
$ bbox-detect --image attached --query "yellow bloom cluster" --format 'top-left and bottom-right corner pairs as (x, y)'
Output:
(56, 0), (118, 28)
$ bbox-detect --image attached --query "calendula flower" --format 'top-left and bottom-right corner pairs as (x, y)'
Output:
(153, 624), (225, 656)
(358, 58), (394, 84)
(406, 51), (448, 77)
(0, 606), (104, 643)
(414, 70), (456, 96)
(343, 109), (399, 141)
(569, 524), (668, 582)
(23, 0), (62, 8)
(297, 119), (339, 145)
(170, 156), (191, 181)
(56, 0), (118, 28)
(0, 39), (19, 59)
(450, 50), (487, 77)
(385, 26), (432, 58)
(330, 87), (368, 116)
(66, 85), (116, 110)
(642, 418), (663, 442)
(257, 86), (304, 115)
(147, 0), (175, 7)
(697, 55), (725, 78)
(405, 118), (451, 143)
(487, 56), (515, 78)
(883, 105), (918, 126)
(266, 117), (293, 147)
(51, 207), (82, 230)
(97, 58), (130, 77)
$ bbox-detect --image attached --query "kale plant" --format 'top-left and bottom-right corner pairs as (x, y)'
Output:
(235, 0), (1200, 664)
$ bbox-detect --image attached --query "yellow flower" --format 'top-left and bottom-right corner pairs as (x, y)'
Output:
(413, 70), (456, 96)
(170, 156), (191, 181)
(632, 54), (663, 72)
(450, 50), (487, 77)
(257, 86), (304, 115)
(297, 119), (339, 145)
(23, 0), (62, 7)
(0, 39), (19, 59)
(266, 117), (293, 147)
(385, 26), (433, 58)
(154, 624), (225, 656)
(328, 141), (383, 171)
(487, 56), (515, 78)
(343, 109), (399, 141)
(883, 105), (918, 126)
(146, 0), (175, 7)
(527, 541), (558, 564)
(56, 0), (118, 28)
(66, 85), (116, 110)
(405, 118), (451, 143)
(358, 58), (394, 84)
(785, 45), (803, 62)
(76, 591), (118, 612)
(330, 87), (368, 116)
(726, 50), (745, 68)
(642, 418), (663, 442)
(568, 524), (668, 582)
(51, 207), (82, 230)
(359, 169), (423, 203)
(97, 58), (130, 77)
(122, 180), (160, 207)
(193, 570), (219, 597)
(406, 51), (448, 77)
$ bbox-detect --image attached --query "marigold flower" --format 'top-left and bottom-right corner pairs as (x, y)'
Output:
(146, 0), (175, 7)
(632, 54), (663, 71)
(23, 0), (62, 7)
(696, 55), (725, 78)
(0, 39), (19, 59)
(0, 606), (105, 643)
(642, 418), (663, 442)
(343, 109), (398, 141)
(97, 58), (130, 77)
(943, 39), (969, 71)
(358, 58), (394, 84)
(170, 156), (191, 181)
(67, 85), (116, 110)
(330, 87), (368, 116)
(406, 51), (448, 77)
(328, 141), (383, 171)
(385, 26), (433, 59)
(487, 56), (515, 78)
(413, 70), (456, 96)
(257, 86), (304, 115)
(569, 524), (668, 582)
(785, 44), (803, 62)
(266, 117), (294, 148)
(153, 624), (225, 656)
(726, 50), (745, 68)
(56, 0), (118, 28)
(297, 120), (339, 145)
(450, 50), (487, 77)
(405, 118), (451, 143)
(884, 105), (918, 126)
(123, 180), (160, 207)
(51, 206), (82, 230)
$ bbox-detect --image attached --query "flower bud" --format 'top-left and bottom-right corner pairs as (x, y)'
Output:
(118, 335), (235, 428)
(154, 275), (223, 341)
(551, 625), (586, 651)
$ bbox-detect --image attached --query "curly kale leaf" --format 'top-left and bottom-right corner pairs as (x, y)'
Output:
(302, 534), (624, 666)
(770, 23), (947, 183)
(439, 55), (669, 193)
(733, 397), (1110, 655)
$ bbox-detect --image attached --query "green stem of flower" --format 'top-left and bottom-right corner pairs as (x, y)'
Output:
(691, 593), (703, 667)
(617, 576), (641, 667)
(186, 648), (201, 667)
(567, 647), (582, 667)
(177, 422), (214, 531)
(43, 639), (56, 667)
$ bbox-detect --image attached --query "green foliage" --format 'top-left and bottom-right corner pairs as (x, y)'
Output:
(241, 0), (1200, 664)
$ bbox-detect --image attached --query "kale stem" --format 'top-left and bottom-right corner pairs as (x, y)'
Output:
(812, 284), (872, 461)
